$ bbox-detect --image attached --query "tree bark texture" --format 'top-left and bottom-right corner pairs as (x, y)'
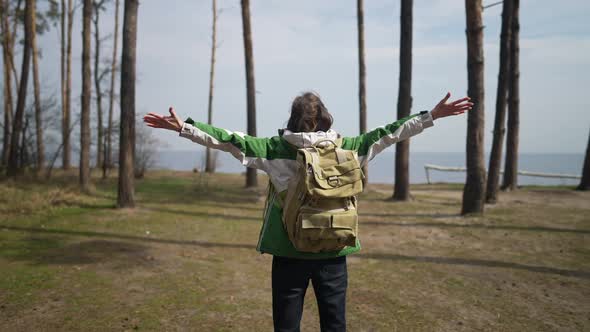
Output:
(80, 0), (92, 191)
(31, 0), (44, 172)
(357, 0), (368, 186)
(9, 0), (20, 92)
(205, 0), (217, 173)
(577, 131), (590, 191)
(1, 0), (14, 166)
(19, 114), (29, 167)
(7, 0), (33, 176)
(485, 0), (513, 203)
(60, 0), (66, 168)
(502, 0), (520, 191)
(393, 0), (413, 201)
(105, 0), (120, 178)
(117, 0), (138, 208)
(93, 0), (104, 169)
(240, 0), (257, 187)
(461, 0), (486, 215)
(63, 0), (73, 170)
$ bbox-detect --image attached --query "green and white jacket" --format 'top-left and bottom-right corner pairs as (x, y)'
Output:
(180, 111), (434, 259)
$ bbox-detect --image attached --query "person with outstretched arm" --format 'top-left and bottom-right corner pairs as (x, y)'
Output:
(144, 91), (472, 332)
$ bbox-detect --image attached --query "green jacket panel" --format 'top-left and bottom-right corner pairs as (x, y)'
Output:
(179, 111), (434, 259)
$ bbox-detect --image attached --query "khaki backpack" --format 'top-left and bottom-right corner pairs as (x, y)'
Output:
(282, 138), (364, 253)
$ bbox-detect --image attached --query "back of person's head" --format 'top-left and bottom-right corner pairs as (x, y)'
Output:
(287, 92), (333, 133)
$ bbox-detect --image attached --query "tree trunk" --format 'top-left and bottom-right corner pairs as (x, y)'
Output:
(393, 0), (413, 201)
(117, 0), (138, 208)
(31, 0), (44, 173)
(19, 114), (29, 168)
(93, 1), (104, 169)
(485, 0), (513, 203)
(205, 0), (217, 173)
(7, 0), (33, 176)
(105, 0), (120, 179)
(577, 131), (590, 191)
(80, 0), (92, 192)
(9, 0), (20, 92)
(60, 0), (66, 168)
(461, 0), (486, 215)
(240, 0), (257, 188)
(1, 0), (14, 166)
(63, 0), (73, 170)
(357, 0), (368, 186)
(502, 0), (520, 191)
(46, 116), (78, 180)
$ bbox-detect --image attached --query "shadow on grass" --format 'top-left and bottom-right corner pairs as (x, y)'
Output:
(195, 201), (264, 212)
(138, 192), (263, 207)
(2, 225), (589, 280)
(41, 239), (154, 266)
(8, 236), (154, 266)
(359, 252), (590, 280)
(372, 197), (460, 207)
(135, 180), (264, 206)
(0, 225), (256, 252)
(360, 213), (458, 219)
(144, 207), (262, 222)
(359, 218), (590, 235)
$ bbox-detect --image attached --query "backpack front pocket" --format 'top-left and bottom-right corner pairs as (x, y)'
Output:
(295, 212), (358, 252)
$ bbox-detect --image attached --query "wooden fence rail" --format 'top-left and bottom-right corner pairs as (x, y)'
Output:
(423, 164), (582, 184)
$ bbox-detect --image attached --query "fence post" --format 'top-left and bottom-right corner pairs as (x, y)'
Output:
(425, 165), (431, 184)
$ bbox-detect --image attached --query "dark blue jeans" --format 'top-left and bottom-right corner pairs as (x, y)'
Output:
(272, 255), (347, 332)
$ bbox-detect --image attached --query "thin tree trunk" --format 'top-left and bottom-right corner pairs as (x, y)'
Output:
(80, 0), (92, 192)
(357, 0), (368, 186)
(101, 124), (107, 177)
(9, 0), (21, 93)
(31, 0), (44, 173)
(393, 0), (413, 201)
(1, 0), (14, 166)
(7, 0), (33, 176)
(63, 0), (73, 170)
(461, 0), (486, 215)
(93, 0), (104, 169)
(577, 131), (590, 191)
(19, 114), (29, 168)
(46, 117), (78, 179)
(105, 0), (120, 178)
(240, 0), (257, 188)
(502, 0), (520, 191)
(60, 0), (66, 168)
(485, 0), (513, 203)
(117, 0), (138, 208)
(205, 0), (217, 173)
(1, 44), (12, 166)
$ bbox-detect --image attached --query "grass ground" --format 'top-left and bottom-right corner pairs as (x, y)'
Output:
(0, 170), (589, 331)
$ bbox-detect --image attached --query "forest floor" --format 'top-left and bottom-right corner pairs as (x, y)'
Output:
(0, 170), (589, 331)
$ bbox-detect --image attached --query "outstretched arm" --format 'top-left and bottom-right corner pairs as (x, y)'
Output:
(341, 93), (472, 167)
(143, 108), (271, 170)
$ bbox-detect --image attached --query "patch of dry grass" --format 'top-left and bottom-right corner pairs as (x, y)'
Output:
(0, 171), (589, 331)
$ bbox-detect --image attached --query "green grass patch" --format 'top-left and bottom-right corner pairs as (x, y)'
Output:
(0, 171), (589, 331)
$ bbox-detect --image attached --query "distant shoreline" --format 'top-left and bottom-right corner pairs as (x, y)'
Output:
(152, 151), (584, 186)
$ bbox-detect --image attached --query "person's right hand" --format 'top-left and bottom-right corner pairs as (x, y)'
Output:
(143, 107), (184, 133)
(430, 92), (473, 120)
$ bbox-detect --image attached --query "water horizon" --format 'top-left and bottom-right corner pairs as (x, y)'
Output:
(153, 150), (584, 187)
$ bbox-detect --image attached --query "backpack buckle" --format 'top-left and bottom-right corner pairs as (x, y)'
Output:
(327, 176), (340, 187)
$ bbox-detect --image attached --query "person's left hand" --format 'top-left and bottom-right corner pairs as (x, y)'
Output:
(431, 92), (474, 120)
(143, 107), (184, 132)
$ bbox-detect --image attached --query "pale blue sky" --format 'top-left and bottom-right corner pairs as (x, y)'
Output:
(32, 0), (590, 154)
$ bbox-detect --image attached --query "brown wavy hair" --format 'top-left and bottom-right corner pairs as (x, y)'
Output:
(287, 92), (333, 133)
